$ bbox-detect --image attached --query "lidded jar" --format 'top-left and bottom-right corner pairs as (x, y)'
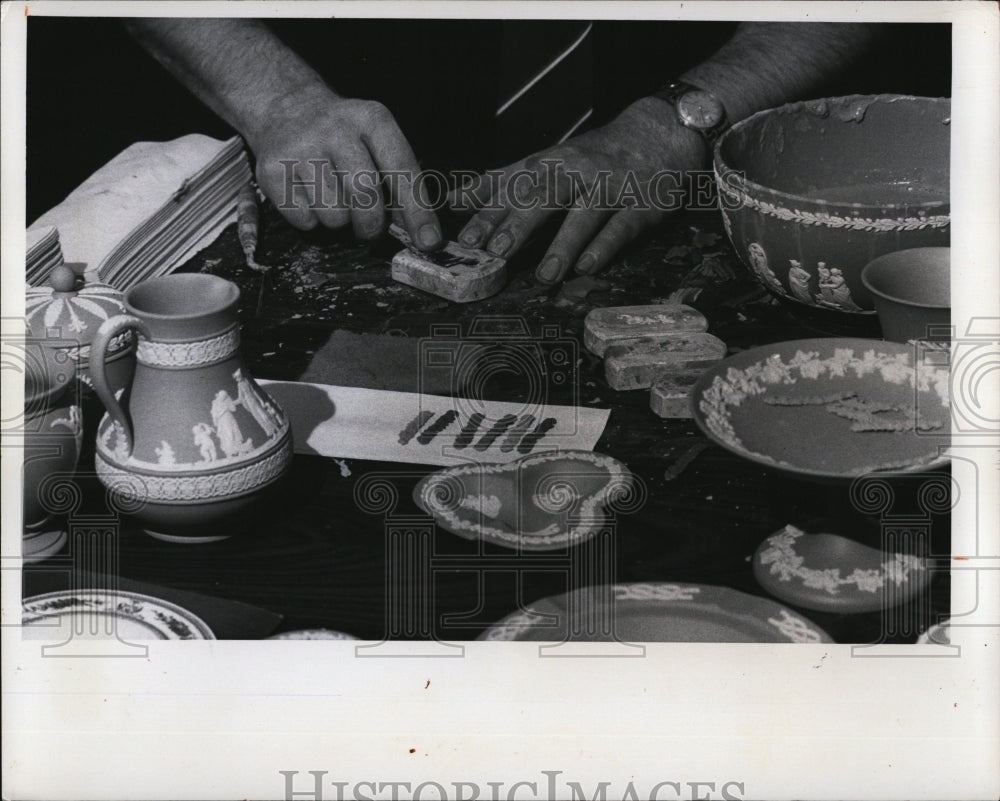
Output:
(21, 344), (82, 561)
(25, 264), (135, 394)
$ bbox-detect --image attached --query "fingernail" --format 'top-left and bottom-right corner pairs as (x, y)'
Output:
(489, 232), (513, 257)
(537, 255), (563, 284)
(418, 223), (441, 249)
(576, 253), (597, 274)
(460, 226), (482, 246)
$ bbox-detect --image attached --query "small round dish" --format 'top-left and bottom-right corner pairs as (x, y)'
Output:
(753, 525), (931, 613)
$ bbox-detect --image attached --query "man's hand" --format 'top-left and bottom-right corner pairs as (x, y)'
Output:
(126, 18), (442, 249)
(453, 98), (706, 285)
(250, 85), (442, 246)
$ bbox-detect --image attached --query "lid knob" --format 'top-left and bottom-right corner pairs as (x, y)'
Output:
(48, 265), (79, 293)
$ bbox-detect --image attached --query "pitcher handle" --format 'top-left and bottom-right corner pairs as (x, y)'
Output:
(90, 314), (150, 455)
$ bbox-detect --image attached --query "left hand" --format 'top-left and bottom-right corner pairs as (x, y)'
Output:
(451, 97), (707, 285)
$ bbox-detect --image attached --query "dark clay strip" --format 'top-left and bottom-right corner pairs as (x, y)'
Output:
(516, 417), (558, 454)
(416, 409), (460, 445)
(474, 414), (518, 451)
(500, 415), (536, 453)
(398, 410), (434, 445)
(453, 412), (485, 449)
(662, 441), (710, 481)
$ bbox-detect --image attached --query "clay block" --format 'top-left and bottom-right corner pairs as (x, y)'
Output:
(649, 370), (706, 418)
(389, 225), (506, 303)
(604, 333), (727, 390)
(583, 304), (707, 356)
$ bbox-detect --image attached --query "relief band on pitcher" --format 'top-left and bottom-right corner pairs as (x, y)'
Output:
(96, 437), (293, 502)
(135, 325), (241, 368)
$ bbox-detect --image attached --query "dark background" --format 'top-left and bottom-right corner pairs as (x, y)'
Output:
(26, 18), (951, 222)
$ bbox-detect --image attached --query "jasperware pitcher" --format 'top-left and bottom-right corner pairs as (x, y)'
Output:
(90, 274), (292, 542)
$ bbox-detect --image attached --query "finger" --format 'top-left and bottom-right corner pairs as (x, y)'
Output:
(483, 161), (574, 259)
(313, 163), (351, 230)
(458, 205), (510, 250)
(392, 170), (444, 251)
(575, 208), (663, 275)
(484, 203), (561, 261)
(256, 159), (318, 231)
(535, 204), (614, 284)
(457, 154), (557, 248)
(332, 139), (386, 241)
(362, 107), (442, 251)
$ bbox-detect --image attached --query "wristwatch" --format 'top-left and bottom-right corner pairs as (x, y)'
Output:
(652, 80), (729, 149)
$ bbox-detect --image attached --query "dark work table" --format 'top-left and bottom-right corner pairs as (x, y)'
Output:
(23, 203), (950, 644)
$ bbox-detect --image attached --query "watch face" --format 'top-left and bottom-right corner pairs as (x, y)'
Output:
(677, 90), (725, 130)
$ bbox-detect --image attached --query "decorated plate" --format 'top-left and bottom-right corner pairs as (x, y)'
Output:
(479, 582), (832, 642)
(692, 338), (950, 481)
(267, 629), (358, 640)
(21, 590), (215, 640)
(414, 450), (636, 551)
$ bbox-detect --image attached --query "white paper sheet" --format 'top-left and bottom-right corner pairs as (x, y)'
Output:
(28, 135), (249, 288)
(258, 379), (611, 466)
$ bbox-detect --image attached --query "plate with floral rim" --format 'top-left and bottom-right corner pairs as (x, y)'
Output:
(21, 589), (215, 640)
(691, 338), (950, 481)
(478, 582), (832, 643)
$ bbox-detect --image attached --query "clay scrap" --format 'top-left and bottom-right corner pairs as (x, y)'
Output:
(649, 370), (705, 419)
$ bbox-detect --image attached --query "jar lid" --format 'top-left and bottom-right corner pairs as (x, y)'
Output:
(25, 264), (132, 359)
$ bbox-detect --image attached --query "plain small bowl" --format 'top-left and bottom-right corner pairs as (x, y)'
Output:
(861, 246), (951, 342)
(715, 94), (951, 321)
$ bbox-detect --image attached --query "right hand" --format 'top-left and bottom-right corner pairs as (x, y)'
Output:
(248, 85), (442, 250)
(452, 97), (707, 285)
